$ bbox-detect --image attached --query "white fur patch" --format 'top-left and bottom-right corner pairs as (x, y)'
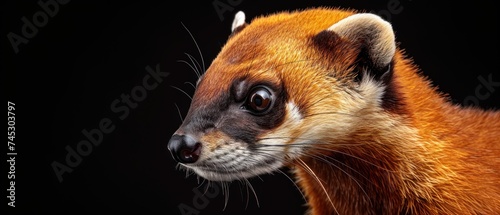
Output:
(358, 72), (386, 106)
(287, 102), (303, 122)
(257, 102), (305, 159)
(327, 13), (395, 69)
(231, 11), (246, 32)
(187, 141), (285, 181)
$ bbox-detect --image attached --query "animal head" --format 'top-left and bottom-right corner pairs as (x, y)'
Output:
(167, 8), (398, 181)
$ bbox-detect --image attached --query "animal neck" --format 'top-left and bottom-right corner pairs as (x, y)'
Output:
(291, 117), (418, 215)
(292, 108), (500, 215)
(291, 54), (500, 214)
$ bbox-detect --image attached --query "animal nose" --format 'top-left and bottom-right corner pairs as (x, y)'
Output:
(167, 134), (202, 164)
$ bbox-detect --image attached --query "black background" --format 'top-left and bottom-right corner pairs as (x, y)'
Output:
(2, 0), (499, 214)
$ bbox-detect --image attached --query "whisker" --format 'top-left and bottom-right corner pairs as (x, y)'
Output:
(239, 180), (249, 209)
(186, 146), (372, 212)
(253, 148), (371, 206)
(258, 140), (370, 149)
(275, 168), (307, 203)
(177, 163), (197, 178)
(222, 181), (230, 210)
(244, 178), (260, 208)
(171, 85), (193, 101)
(184, 81), (196, 90)
(312, 153), (372, 183)
(181, 22), (206, 73)
(297, 158), (339, 215)
(304, 153), (371, 201)
(174, 103), (184, 122)
(177, 59), (200, 79)
(201, 179), (211, 193)
(261, 149), (369, 181)
(184, 52), (202, 78)
(303, 111), (368, 119)
(239, 180), (250, 209)
(257, 136), (328, 144)
(260, 143), (396, 173)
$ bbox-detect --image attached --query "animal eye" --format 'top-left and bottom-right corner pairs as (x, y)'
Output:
(246, 87), (272, 113)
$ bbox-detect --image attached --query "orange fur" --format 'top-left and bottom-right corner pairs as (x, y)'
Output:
(183, 7), (500, 214)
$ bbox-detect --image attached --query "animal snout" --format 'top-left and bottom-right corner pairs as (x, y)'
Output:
(167, 134), (202, 164)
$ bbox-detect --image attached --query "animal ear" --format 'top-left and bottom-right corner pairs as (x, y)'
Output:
(321, 13), (396, 80)
(318, 13), (403, 111)
(231, 11), (247, 35)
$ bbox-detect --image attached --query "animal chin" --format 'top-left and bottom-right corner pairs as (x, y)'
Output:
(187, 159), (284, 181)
